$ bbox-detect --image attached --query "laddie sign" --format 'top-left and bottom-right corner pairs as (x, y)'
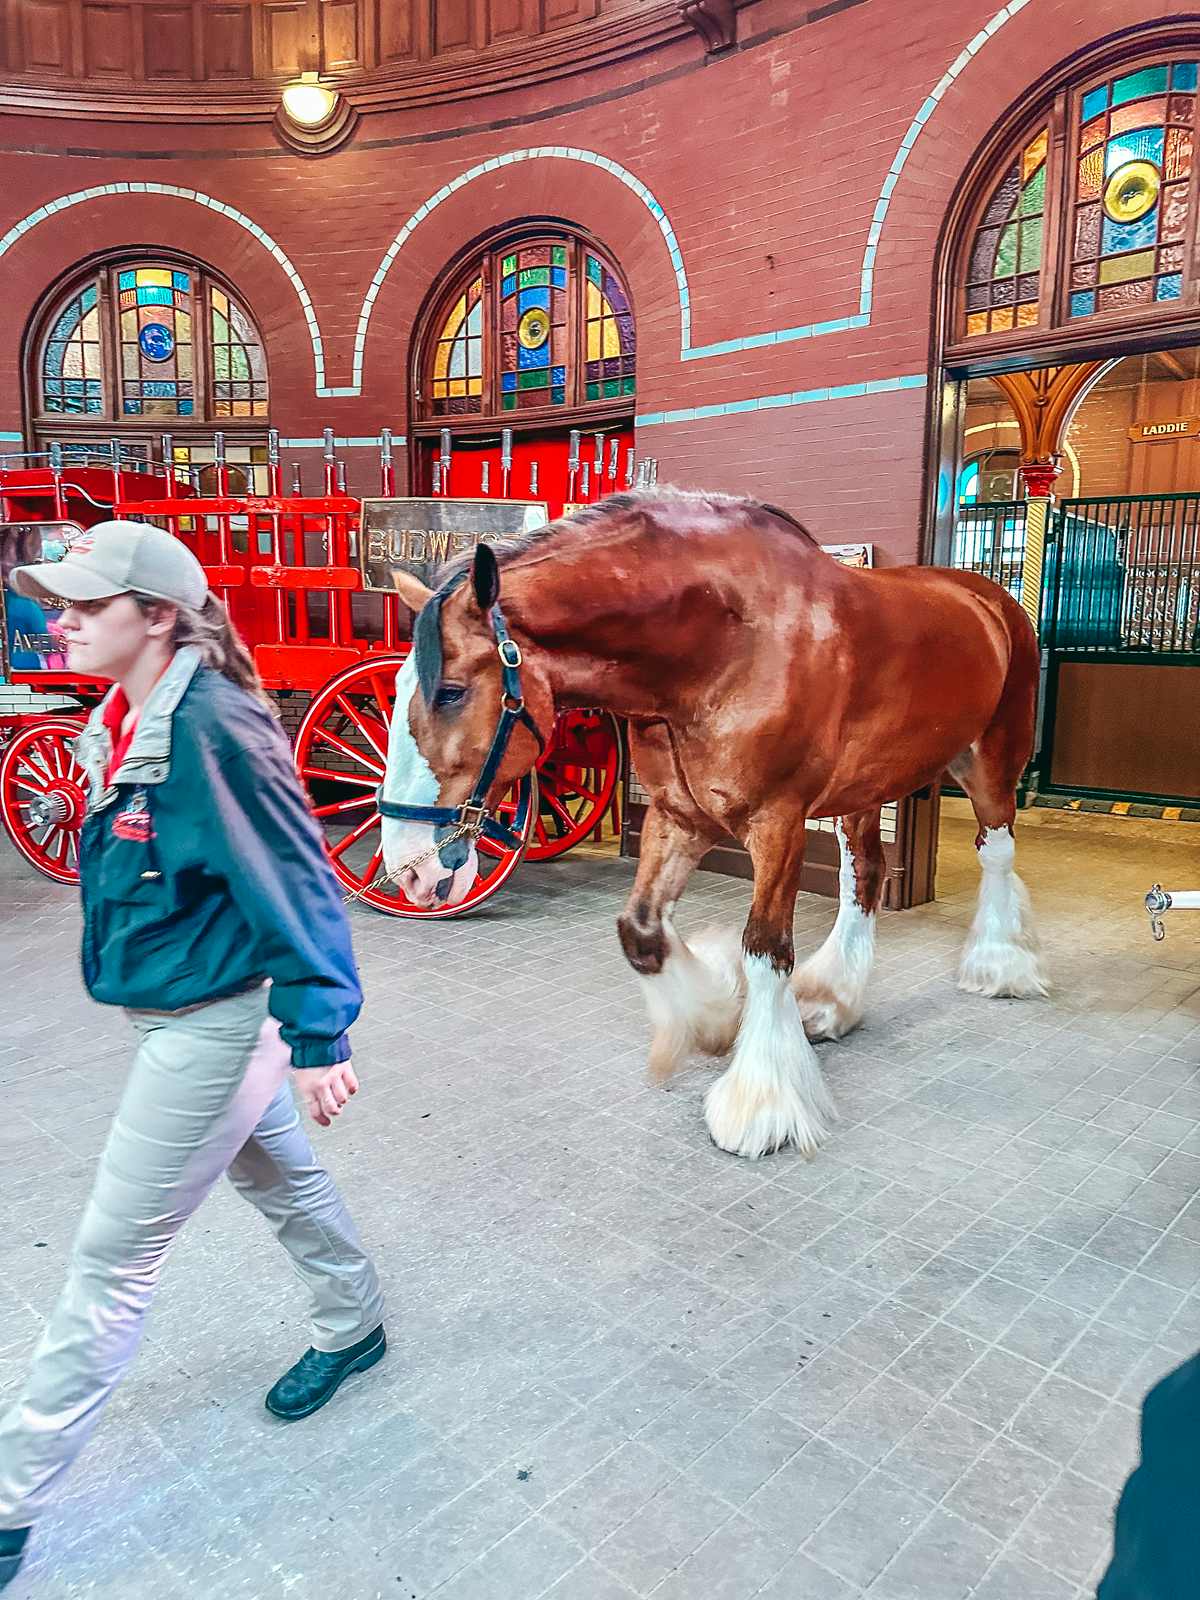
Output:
(359, 498), (549, 592)
(1129, 416), (1200, 444)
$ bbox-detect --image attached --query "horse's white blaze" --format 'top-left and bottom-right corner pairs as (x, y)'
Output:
(705, 953), (836, 1160)
(638, 919), (745, 1081)
(958, 825), (1048, 999)
(793, 821), (876, 1040)
(380, 654), (478, 906)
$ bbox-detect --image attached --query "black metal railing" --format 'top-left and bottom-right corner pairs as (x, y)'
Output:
(1048, 494), (1200, 654)
(950, 500), (1027, 600)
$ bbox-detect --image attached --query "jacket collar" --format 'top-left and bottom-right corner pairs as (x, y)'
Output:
(77, 647), (203, 810)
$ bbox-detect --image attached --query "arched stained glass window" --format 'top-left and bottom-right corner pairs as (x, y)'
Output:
(1069, 60), (1195, 317)
(956, 51), (1200, 344)
(33, 255), (270, 438)
(41, 283), (103, 415)
(431, 277), (484, 414)
(422, 229), (635, 421)
(964, 129), (1048, 336)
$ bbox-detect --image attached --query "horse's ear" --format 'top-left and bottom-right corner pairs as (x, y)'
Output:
(390, 569), (434, 614)
(471, 542), (500, 613)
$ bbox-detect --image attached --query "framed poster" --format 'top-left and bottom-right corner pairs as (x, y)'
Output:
(822, 542), (873, 568)
(1, 521), (82, 677)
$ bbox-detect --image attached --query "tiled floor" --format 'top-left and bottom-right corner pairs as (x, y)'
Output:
(2, 806), (1198, 1599)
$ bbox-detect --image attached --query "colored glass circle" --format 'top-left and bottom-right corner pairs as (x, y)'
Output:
(138, 322), (175, 362)
(1103, 160), (1161, 225)
(518, 308), (550, 349)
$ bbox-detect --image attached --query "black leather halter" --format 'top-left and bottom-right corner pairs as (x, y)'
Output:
(376, 580), (544, 861)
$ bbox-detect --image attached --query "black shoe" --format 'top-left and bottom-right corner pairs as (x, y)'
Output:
(264, 1325), (385, 1422)
(0, 1529), (29, 1593)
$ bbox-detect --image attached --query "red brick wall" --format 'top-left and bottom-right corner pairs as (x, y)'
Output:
(0, 0), (1185, 560)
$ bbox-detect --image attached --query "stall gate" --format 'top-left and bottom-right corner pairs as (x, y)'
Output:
(1038, 493), (1200, 804)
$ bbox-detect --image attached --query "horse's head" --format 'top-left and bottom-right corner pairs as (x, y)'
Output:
(380, 542), (553, 908)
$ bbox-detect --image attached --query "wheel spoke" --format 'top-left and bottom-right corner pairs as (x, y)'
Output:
(299, 764), (377, 790)
(368, 672), (397, 721)
(309, 725), (385, 775)
(311, 794), (375, 819)
(561, 778), (602, 804)
(21, 748), (54, 784)
(544, 789), (579, 828)
(334, 695), (389, 765)
(14, 771), (51, 795)
(328, 811), (381, 860)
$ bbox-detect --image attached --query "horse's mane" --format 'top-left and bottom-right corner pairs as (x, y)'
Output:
(432, 488), (819, 587)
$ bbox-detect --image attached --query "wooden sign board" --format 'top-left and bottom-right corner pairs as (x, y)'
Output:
(1129, 417), (1200, 444)
(359, 497), (549, 593)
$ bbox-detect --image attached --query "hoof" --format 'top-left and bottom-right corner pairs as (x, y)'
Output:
(958, 943), (1049, 1000)
(795, 991), (863, 1043)
(703, 1071), (834, 1161)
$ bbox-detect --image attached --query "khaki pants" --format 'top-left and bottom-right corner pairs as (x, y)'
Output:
(0, 985), (384, 1529)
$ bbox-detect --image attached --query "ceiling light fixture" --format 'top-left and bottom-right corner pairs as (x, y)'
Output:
(275, 71), (357, 156)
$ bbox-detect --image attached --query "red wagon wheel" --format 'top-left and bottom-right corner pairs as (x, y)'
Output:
(0, 718), (88, 884)
(293, 655), (537, 919)
(515, 709), (622, 863)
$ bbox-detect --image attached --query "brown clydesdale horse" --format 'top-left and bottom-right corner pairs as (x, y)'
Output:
(381, 491), (1047, 1160)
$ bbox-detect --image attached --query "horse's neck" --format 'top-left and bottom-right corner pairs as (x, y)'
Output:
(504, 539), (728, 717)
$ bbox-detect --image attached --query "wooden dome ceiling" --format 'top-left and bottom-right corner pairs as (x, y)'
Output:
(0, 0), (745, 121)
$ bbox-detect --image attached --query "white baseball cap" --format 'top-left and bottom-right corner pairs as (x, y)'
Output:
(11, 519), (208, 610)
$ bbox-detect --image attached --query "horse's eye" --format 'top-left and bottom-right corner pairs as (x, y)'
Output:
(433, 684), (468, 710)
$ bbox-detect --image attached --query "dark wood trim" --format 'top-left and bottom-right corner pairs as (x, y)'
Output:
(0, 0), (701, 120)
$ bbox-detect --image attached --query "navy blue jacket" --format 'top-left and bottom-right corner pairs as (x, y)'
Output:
(74, 648), (362, 1068)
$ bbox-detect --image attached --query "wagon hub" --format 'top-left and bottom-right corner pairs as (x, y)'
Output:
(26, 780), (86, 831)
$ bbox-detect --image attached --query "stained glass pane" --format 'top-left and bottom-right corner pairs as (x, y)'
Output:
(962, 129), (1047, 335)
(430, 276), (484, 416)
(499, 243), (570, 411)
(1112, 66), (1169, 106)
(40, 281), (103, 414)
(584, 253), (636, 394)
(115, 264), (195, 417)
(1067, 62), (1197, 319)
(209, 283), (269, 418)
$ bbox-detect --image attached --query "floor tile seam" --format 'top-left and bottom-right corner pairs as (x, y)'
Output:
(932, 1390), (1128, 1492)
(542, 1489), (743, 1596)
(372, 1458), (582, 1565)
(979, 1457), (1116, 1591)
(426, 1516), (592, 1600)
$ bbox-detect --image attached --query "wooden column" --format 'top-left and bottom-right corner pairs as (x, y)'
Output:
(990, 362), (1107, 624)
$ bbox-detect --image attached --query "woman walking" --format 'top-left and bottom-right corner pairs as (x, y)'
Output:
(0, 521), (385, 1592)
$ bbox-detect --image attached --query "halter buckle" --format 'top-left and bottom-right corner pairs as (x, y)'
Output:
(455, 802), (488, 832)
(498, 638), (522, 669)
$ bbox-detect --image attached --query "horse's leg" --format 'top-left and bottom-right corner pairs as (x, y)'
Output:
(951, 715), (1048, 1000)
(617, 802), (744, 1082)
(792, 809), (884, 1040)
(705, 808), (835, 1159)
